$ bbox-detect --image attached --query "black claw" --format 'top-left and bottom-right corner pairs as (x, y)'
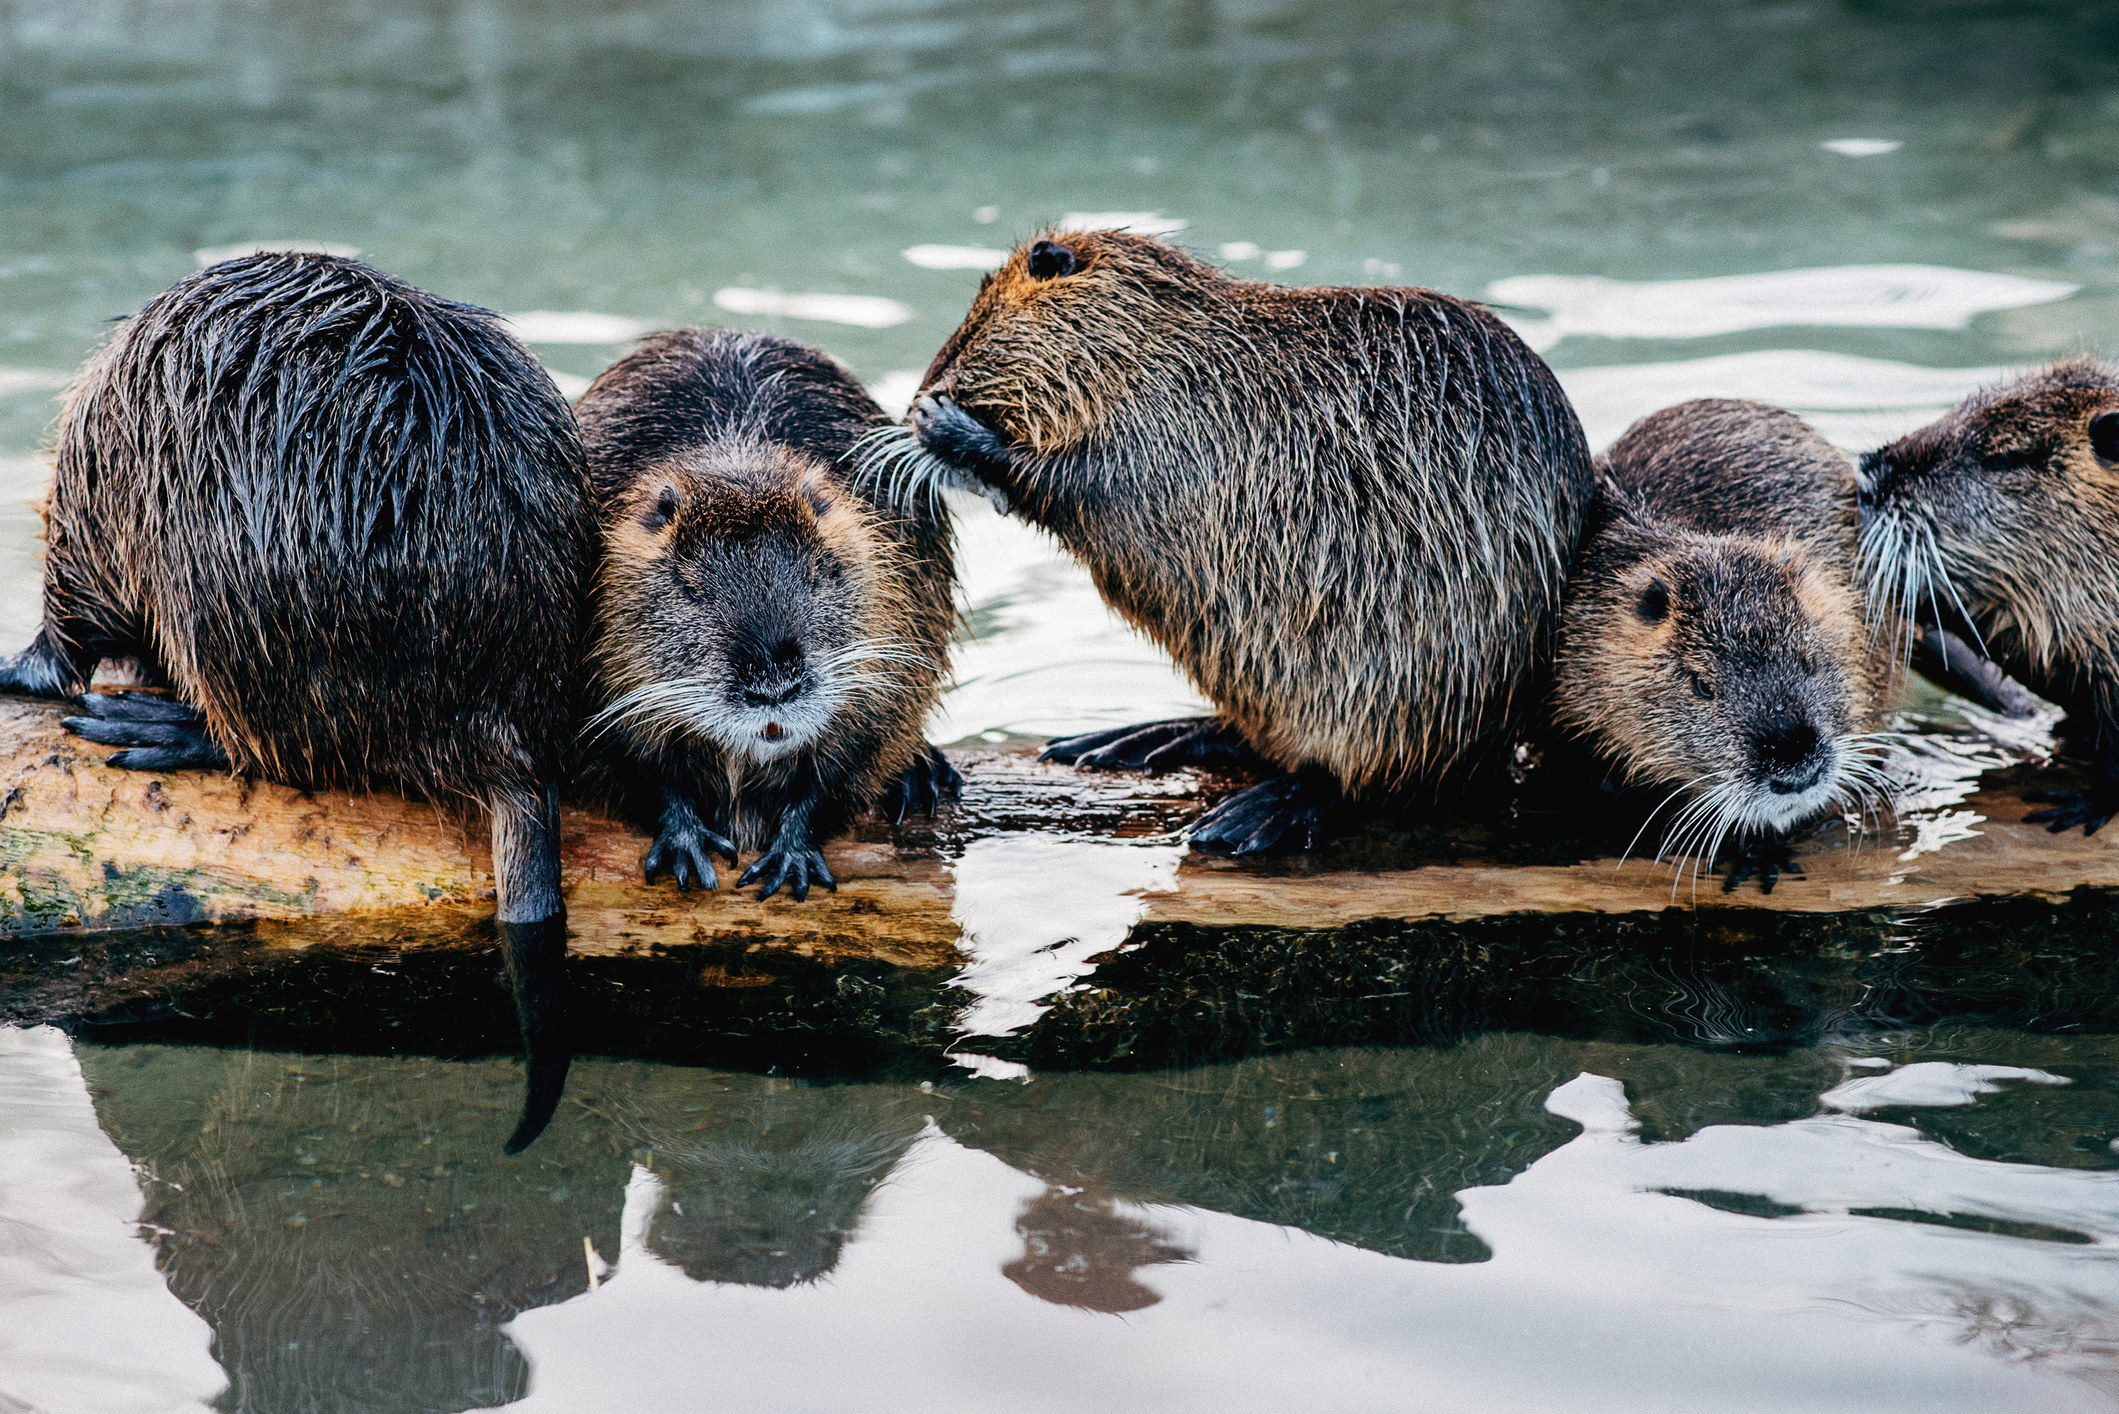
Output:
(1044, 717), (1258, 773)
(73, 691), (202, 723)
(65, 696), (229, 772)
(1188, 771), (1340, 856)
(1717, 836), (1803, 895)
(883, 745), (962, 822)
(642, 824), (733, 893)
(739, 848), (836, 902)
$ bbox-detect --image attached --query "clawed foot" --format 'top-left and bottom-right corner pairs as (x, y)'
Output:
(2025, 786), (2119, 837)
(739, 845), (836, 902)
(1717, 834), (1803, 894)
(643, 821), (738, 892)
(880, 744), (962, 822)
(1189, 770), (1341, 856)
(63, 692), (230, 771)
(1042, 717), (1260, 773)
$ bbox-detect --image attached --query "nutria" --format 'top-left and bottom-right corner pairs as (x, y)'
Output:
(1860, 358), (2119, 833)
(1551, 400), (1895, 891)
(0, 251), (595, 1153)
(575, 328), (957, 900)
(867, 229), (1592, 853)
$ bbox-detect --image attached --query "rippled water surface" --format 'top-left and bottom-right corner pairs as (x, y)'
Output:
(5, 1), (2119, 1409)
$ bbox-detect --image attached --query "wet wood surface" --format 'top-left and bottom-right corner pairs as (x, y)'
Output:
(3, 694), (2117, 951)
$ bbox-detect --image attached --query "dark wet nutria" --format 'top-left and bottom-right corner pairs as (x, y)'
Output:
(871, 228), (1592, 854)
(1551, 400), (1895, 891)
(0, 251), (595, 1153)
(1860, 358), (2119, 834)
(574, 328), (958, 901)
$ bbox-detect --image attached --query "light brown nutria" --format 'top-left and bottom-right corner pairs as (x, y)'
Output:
(1551, 399), (1896, 891)
(575, 328), (958, 901)
(0, 251), (596, 1153)
(864, 228), (1592, 854)
(1860, 357), (2119, 834)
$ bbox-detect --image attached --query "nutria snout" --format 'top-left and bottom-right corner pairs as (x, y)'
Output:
(1861, 358), (2119, 834)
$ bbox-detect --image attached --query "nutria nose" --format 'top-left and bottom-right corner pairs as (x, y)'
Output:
(741, 681), (805, 707)
(1754, 717), (1824, 792)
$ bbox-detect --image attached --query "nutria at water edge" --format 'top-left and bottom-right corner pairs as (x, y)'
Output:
(1550, 399), (1896, 892)
(1861, 358), (2119, 834)
(575, 328), (958, 901)
(870, 229), (1592, 854)
(0, 251), (597, 1153)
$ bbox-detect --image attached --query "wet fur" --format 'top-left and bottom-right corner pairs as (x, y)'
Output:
(892, 229), (1592, 796)
(0, 251), (595, 1151)
(1554, 400), (1893, 876)
(1861, 358), (2119, 828)
(576, 329), (956, 877)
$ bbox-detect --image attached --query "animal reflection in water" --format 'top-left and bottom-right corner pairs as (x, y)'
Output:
(1002, 1186), (1193, 1313)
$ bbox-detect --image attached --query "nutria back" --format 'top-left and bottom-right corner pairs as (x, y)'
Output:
(49, 252), (594, 795)
(908, 229), (1592, 794)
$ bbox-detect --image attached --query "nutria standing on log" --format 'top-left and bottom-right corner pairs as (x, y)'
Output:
(1550, 400), (1895, 892)
(574, 328), (957, 901)
(1861, 358), (2119, 834)
(875, 230), (1593, 854)
(0, 252), (596, 1153)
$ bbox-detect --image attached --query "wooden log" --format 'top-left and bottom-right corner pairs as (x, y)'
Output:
(4, 695), (2117, 950)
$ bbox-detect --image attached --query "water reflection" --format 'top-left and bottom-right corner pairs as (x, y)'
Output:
(10, 1021), (2110, 1412)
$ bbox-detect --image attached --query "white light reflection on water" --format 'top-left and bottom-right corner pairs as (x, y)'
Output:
(946, 833), (1185, 1041)
(0, 1026), (226, 1414)
(489, 1068), (2118, 1414)
(1492, 265), (2077, 350)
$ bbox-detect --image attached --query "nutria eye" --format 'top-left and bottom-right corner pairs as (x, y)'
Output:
(1690, 673), (1714, 700)
(2091, 412), (2119, 466)
(644, 486), (679, 530)
(1026, 240), (1079, 280)
(1635, 581), (1669, 624)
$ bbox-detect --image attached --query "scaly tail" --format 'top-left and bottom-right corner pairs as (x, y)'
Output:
(491, 784), (571, 1156)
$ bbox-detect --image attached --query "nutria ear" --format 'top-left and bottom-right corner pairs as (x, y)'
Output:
(1635, 579), (1670, 625)
(2089, 411), (2119, 466)
(1026, 240), (1080, 280)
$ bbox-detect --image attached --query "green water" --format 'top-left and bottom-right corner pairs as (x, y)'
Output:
(5, 1), (2119, 1410)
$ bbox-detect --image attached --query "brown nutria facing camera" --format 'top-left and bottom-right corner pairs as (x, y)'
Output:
(0, 251), (596, 1153)
(869, 228), (1593, 854)
(1860, 358), (2119, 834)
(574, 328), (957, 901)
(1551, 400), (1896, 892)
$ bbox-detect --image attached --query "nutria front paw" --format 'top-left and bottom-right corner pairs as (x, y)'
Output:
(1044, 717), (1260, 773)
(739, 845), (837, 902)
(881, 744), (962, 822)
(910, 393), (1014, 475)
(1188, 770), (1341, 856)
(2025, 785), (2119, 836)
(643, 821), (737, 892)
(1717, 834), (1803, 894)
(63, 692), (230, 772)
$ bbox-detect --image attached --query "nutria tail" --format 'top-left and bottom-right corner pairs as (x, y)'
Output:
(491, 785), (569, 1155)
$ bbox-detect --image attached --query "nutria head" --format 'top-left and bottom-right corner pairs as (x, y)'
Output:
(1858, 359), (2119, 675)
(591, 436), (905, 764)
(1556, 488), (1885, 847)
